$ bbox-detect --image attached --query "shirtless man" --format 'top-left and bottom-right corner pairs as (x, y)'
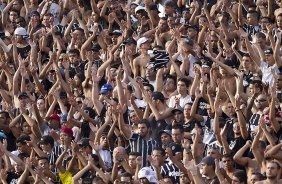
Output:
(256, 161), (282, 184)
(133, 37), (151, 77)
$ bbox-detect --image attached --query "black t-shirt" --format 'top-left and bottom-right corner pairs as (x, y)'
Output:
(7, 171), (27, 184)
(81, 171), (95, 184)
(196, 97), (209, 116)
(151, 118), (168, 144)
(17, 45), (31, 59)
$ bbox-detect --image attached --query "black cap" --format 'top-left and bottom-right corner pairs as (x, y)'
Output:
(223, 59), (237, 68)
(78, 138), (90, 147)
(90, 43), (101, 52)
(39, 135), (54, 146)
(170, 143), (183, 155)
(187, 24), (199, 32)
(264, 48), (273, 55)
(124, 37), (137, 45)
(152, 91), (165, 101)
(30, 10), (40, 17)
(18, 92), (28, 99)
(201, 58), (212, 68)
(109, 30), (122, 36)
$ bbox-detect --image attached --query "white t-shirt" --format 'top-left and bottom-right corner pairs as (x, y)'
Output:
(260, 61), (279, 85)
(168, 94), (193, 108)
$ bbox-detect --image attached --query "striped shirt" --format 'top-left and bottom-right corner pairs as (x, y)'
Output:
(161, 161), (181, 183)
(129, 133), (158, 167)
(49, 145), (72, 174)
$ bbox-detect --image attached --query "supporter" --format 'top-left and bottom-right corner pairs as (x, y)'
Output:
(0, 0), (282, 183)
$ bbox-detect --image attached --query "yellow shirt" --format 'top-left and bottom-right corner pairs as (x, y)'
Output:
(59, 171), (73, 184)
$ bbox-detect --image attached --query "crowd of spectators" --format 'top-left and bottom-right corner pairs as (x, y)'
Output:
(0, 0), (282, 183)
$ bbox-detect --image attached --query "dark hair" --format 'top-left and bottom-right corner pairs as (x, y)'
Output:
(44, 13), (53, 17)
(129, 152), (141, 157)
(255, 32), (266, 39)
(120, 172), (132, 178)
(268, 160), (281, 170)
(9, 9), (19, 15)
(143, 83), (154, 91)
(16, 135), (31, 145)
(250, 80), (263, 91)
(37, 157), (49, 161)
(222, 153), (233, 160)
(93, 176), (104, 184)
(177, 77), (190, 87)
(172, 124), (184, 133)
(139, 119), (151, 128)
(0, 111), (10, 119)
(259, 140), (267, 149)
(68, 49), (80, 56)
(233, 171), (247, 184)
(248, 10), (260, 20)
(251, 172), (265, 180)
(165, 74), (177, 85)
(153, 147), (166, 156)
(164, 0), (176, 7)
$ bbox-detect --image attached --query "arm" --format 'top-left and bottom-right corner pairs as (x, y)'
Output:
(21, 112), (42, 139)
(118, 112), (132, 140)
(274, 32), (282, 68)
(235, 96), (248, 140)
(251, 124), (264, 168)
(91, 73), (103, 115)
(72, 164), (91, 184)
(55, 148), (67, 173)
(269, 91), (280, 133)
(233, 141), (252, 166)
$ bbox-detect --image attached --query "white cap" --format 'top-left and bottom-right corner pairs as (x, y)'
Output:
(137, 37), (149, 48)
(135, 5), (145, 14)
(14, 27), (27, 36)
(138, 167), (158, 183)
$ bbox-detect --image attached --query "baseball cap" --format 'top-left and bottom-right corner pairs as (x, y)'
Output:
(90, 43), (101, 52)
(50, 114), (60, 121)
(135, 5), (146, 14)
(124, 37), (137, 45)
(201, 58), (212, 68)
(223, 59), (237, 68)
(264, 48), (273, 55)
(170, 143), (183, 155)
(30, 10), (40, 17)
(152, 91), (165, 101)
(78, 138), (90, 147)
(138, 167), (158, 183)
(201, 156), (215, 167)
(109, 30), (122, 36)
(159, 129), (172, 137)
(60, 127), (73, 138)
(100, 83), (113, 94)
(137, 37), (149, 48)
(39, 135), (54, 145)
(187, 24), (199, 32)
(171, 106), (184, 114)
(14, 27), (27, 36)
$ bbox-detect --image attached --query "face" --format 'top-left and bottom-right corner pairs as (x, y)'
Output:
(17, 143), (29, 153)
(184, 104), (192, 118)
(222, 157), (233, 170)
(247, 13), (258, 25)
(42, 15), (51, 26)
(59, 132), (71, 144)
(180, 173), (189, 184)
(226, 102), (235, 115)
(177, 81), (188, 95)
(266, 162), (280, 179)
(200, 162), (211, 175)
(48, 119), (60, 129)
(152, 150), (164, 163)
(242, 56), (252, 70)
(174, 111), (184, 123)
(128, 155), (137, 168)
(207, 148), (219, 159)
(31, 14), (40, 22)
(277, 16), (282, 28)
(265, 54), (275, 65)
(130, 112), (140, 125)
(276, 75), (282, 90)
(19, 96), (28, 108)
(164, 5), (174, 16)
(37, 99), (45, 111)
(38, 159), (49, 169)
(68, 53), (79, 67)
(164, 78), (176, 92)
(250, 174), (261, 184)
(187, 28), (197, 38)
(158, 19), (168, 32)
(254, 94), (267, 110)
(140, 178), (150, 184)
(233, 122), (241, 134)
(99, 135), (109, 148)
(161, 133), (172, 145)
(22, 121), (32, 134)
(145, 65), (155, 79)
(9, 11), (18, 22)
(172, 129), (183, 143)
(138, 123), (149, 138)
(231, 176), (242, 184)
